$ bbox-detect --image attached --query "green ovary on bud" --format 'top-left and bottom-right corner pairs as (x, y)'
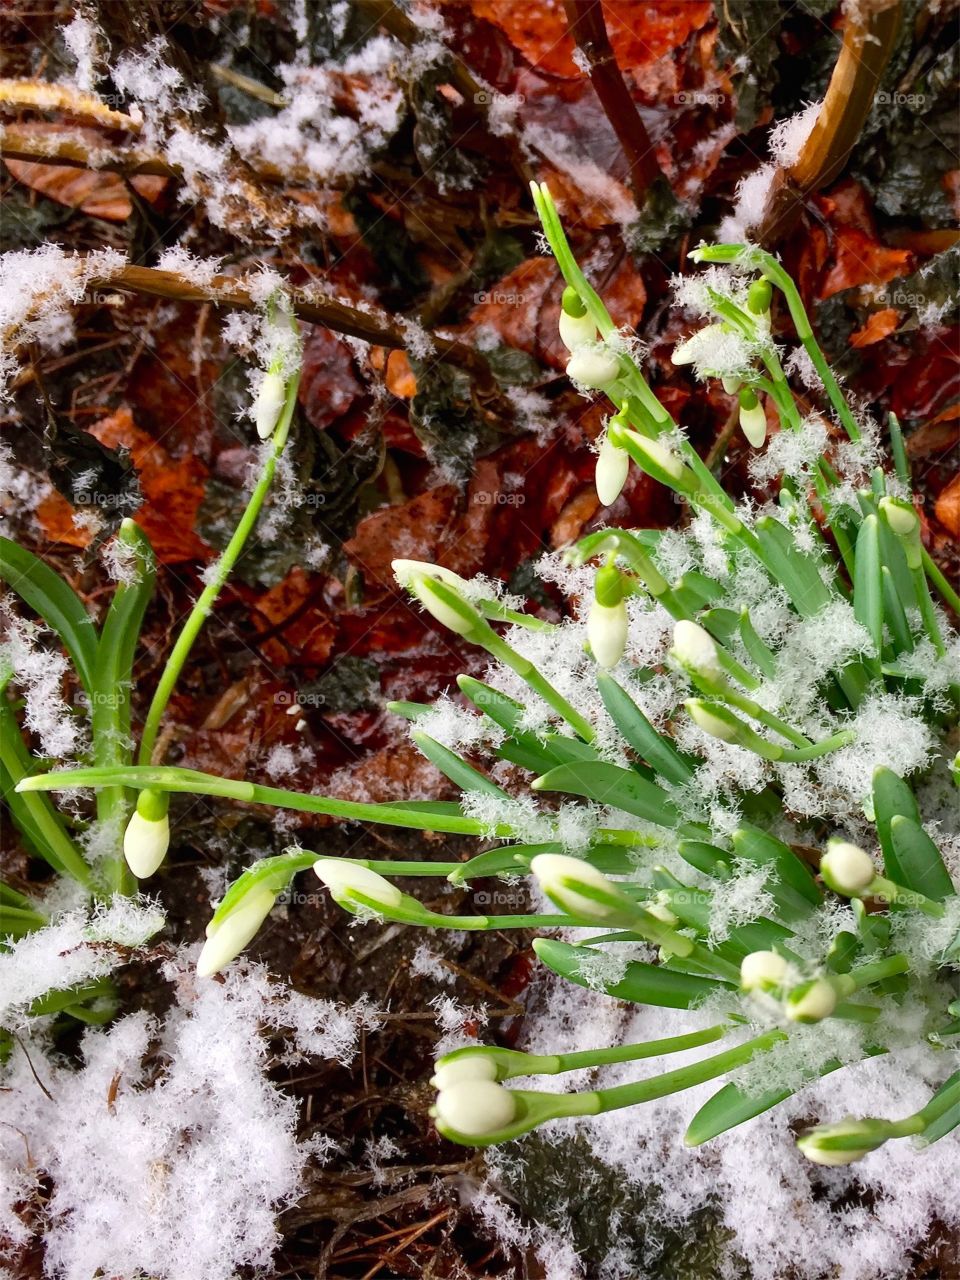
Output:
(530, 853), (631, 924)
(797, 1118), (888, 1166)
(747, 278), (772, 317)
(738, 387), (767, 448)
(740, 949), (788, 992)
(595, 432), (630, 506)
(433, 1078), (518, 1139)
(820, 839), (877, 897)
(408, 573), (486, 638)
(671, 620), (725, 687)
(313, 858), (404, 911)
(123, 788), (170, 879)
(197, 883), (277, 978)
(255, 368), (286, 440)
(567, 345), (621, 391)
(559, 288), (597, 352)
(786, 977), (837, 1024)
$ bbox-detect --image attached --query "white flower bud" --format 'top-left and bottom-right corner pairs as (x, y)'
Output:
(739, 399), (767, 448)
(431, 1055), (499, 1090)
(313, 859), (404, 910)
(672, 620), (723, 682)
(391, 559), (471, 592)
(797, 1119), (881, 1166)
(197, 884), (276, 977)
(879, 498), (919, 538)
(123, 808), (169, 879)
(559, 308), (598, 352)
(721, 375), (742, 395)
(434, 1079), (517, 1137)
(820, 840), (877, 896)
(687, 700), (738, 742)
(567, 346), (621, 390)
(255, 369), (286, 440)
(740, 949), (788, 992)
(408, 574), (484, 637)
(786, 978), (837, 1023)
(671, 324), (723, 367)
(627, 433), (687, 484)
(588, 598), (628, 668)
(595, 434), (630, 506)
(530, 853), (626, 922)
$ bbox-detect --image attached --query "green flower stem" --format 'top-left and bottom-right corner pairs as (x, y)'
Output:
(922, 548), (960, 616)
(777, 729), (857, 762)
(350, 859), (464, 877)
(138, 322), (301, 766)
(482, 632), (596, 743)
(845, 953), (911, 990)
(713, 688), (811, 749)
(909, 562), (946, 657)
(590, 1027), (787, 1114)
(694, 246), (861, 442)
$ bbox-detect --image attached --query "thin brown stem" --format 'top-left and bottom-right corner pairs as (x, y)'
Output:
(562, 0), (661, 206)
(757, 0), (902, 247)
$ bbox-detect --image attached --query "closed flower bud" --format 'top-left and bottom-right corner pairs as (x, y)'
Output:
(820, 840), (877, 896)
(409, 574), (485, 638)
(588, 599), (628, 668)
(530, 853), (629, 923)
(738, 388), (767, 448)
(721, 375), (742, 395)
(786, 977), (837, 1024)
(672, 324), (724, 367)
(313, 858), (404, 911)
(197, 884), (276, 977)
(559, 308), (598, 352)
(797, 1119), (885, 1166)
(595, 434), (630, 506)
(740, 949), (788, 992)
(879, 498), (922, 569)
(255, 368), (285, 440)
(123, 789), (169, 879)
(685, 699), (739, 743)
(671, 620), (724, 684)
(392, 559), (471, 592)
(434, 1078), (517, 1138)
(431, 1054), (499, 1090)
(567, 345), (621, 390)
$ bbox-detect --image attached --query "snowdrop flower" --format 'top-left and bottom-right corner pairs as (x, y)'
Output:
(433, 1078), (517, 1139)
(797, 1119), (884, 1166)
(880, 497), (923, 569)
(607, 426), (691, 489)
(722, 375), (742, 395)
(685, 698), (740, 743)
(558, 286), (597, 352)
(255, 368), (285, 440)
(671, 619), (725, 685)
(671, 324), (725, 367)
(786, 977), (837, 1023)
(313, 859), (403, 911)
(588, 562), (628, 668)
(738, 387), (767, 448)
(123, 788), (169, 879)
(391, 559), (471, 592)
(820, 840), (877, 896)
(197, 884), (277, 978)
(530, 853), (629, 923)
(567, 344), (621, 391)
(595, 431), (630, 507)
(740, 949), (788, 992)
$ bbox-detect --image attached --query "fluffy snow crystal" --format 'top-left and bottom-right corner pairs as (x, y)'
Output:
(0, 956), (372, 1279)
(0, 606), (87, 759)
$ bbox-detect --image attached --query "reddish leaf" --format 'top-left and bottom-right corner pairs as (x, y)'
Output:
(850, 308), (901, 348)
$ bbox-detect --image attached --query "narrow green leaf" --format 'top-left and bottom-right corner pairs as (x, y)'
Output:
(411, 730), (508, 798)
(0, 536), (98, 694)
(731, 825), (822, 920)
(889, 815), (954, 902)
(456, 676), (525, 731)
(533, 760), (681, 828)
(755, 516), (832, 618)
(596, 672), (695, 786)
(873, 766), (921, 885)
(738, 609), (777, 677)
(678, 840), (732, 879)
(919, 1070), (960, 1145)
(880, 566), (914, 654)
(533, 938), (724, 1008)
(853, 515), (883, 657)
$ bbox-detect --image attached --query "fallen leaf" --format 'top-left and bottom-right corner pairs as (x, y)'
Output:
(849, 308), (901, 348)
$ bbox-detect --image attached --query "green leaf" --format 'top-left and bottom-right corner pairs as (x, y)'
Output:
(853, 515), (883, 657)
(872, 765), (939, 893)
(731, 825), (822, 920)
(678, 839), (732, 879)
(0, 536), (98, 694)
(533, 760), (681, 828)
(456, 676), (525, 731)
(889, 815), (954, 902)
(919, 1070), (960, 1145)
(738, 609), (777, 677)
(880, 566), (914, 655)
(411, 730), (508, 797)
(533, 938), (724, 1008)
(596, 672), (695, 786)
(755, 516), (833, 618)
